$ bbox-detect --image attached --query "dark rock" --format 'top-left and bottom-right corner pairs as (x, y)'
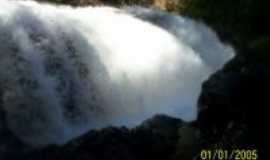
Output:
(197, 49), (270, 156)
(138, 114), (184, 136)
(0, 95), (30, 160)
(23, 114), (184, 160)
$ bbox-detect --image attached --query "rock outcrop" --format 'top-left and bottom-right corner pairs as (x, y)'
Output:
(197, 48), (269, 157)
(23, 115), (185, 160)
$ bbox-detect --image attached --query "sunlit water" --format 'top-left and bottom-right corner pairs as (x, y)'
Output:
(0, 0), (234, 146)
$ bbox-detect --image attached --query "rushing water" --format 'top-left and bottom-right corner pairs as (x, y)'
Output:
(0, 0), (234, 146)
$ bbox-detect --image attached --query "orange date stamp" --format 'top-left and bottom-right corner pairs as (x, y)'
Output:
(200, 149), (258, 160)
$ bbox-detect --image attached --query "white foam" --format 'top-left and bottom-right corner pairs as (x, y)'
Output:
(0, 0), (234, 146)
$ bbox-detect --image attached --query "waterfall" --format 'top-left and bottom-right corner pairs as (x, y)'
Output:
(0, 0), (234, 146)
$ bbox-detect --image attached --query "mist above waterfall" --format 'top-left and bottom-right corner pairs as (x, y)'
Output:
(0, 0), (234, 146)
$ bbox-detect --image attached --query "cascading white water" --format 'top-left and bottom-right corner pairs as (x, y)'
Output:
(0, 0), (234, 146)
